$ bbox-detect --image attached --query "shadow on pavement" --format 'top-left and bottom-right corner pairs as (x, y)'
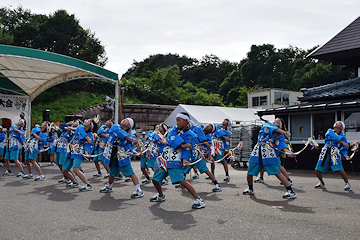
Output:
(88, 193), (134, 212)
(22, 184), (79, 202)
(149, 202), (197, 230)
(321, 188), (360, 199)
(249, 195), (315, 214)
(261, 182), (307, 194)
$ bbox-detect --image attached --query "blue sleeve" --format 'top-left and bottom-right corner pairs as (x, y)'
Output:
(0, 133), (4, 142)
(167, 128), (185, 149)
(325, 129), (342, 142)
(77, 125), (87, 140)
(109, 124), (129, 140)
(276, 134), (288, 151)
(31, 127), (40, 136)
(97, 125), (107, 134)
(214, 125), (226, 138)
(180, 131), (195, 161)
(195, 127), (207, 143)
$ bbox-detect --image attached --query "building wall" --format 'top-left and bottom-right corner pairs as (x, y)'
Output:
(248, 88), (302, 109)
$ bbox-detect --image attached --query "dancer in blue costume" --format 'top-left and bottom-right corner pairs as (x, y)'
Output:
(180, 123), (222, 192)
(92, 119), (112, 178)
(314, 121), (351, 191)
(211, 119), (231, 182)
(53, 123), (74, 183)
(3, 119), (25, 177)
(23, 122), (48, 181)
(100, 118), (144, 198)
(149, 112), (205, 209)
(47, 125), (58, 166)
(141, 123), (168, 184)
(243, 118), (296, 199)
(62, 119), (96, 191)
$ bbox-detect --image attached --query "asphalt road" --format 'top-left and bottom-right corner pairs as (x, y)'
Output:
(0, 160), (359, 240)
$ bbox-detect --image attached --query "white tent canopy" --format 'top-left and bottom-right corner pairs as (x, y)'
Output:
(0, 44), (120, 134)
(164, 104), (274, 127)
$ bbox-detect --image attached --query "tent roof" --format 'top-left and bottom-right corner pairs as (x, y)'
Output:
(164, 104), (274, 127)
(0, 44), (118, 101)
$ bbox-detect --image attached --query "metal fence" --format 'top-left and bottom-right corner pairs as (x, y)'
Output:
(230, 121), (263, 168)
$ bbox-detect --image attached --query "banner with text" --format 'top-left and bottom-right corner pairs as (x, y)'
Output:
(0, 94), (29, 112)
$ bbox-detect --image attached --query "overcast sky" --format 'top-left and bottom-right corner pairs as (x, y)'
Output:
(5, 0), (360, 77)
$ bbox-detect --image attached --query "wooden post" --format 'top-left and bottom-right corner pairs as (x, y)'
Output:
(118, 86), (122, 122)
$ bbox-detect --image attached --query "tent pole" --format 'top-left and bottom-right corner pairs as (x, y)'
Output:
(115, 80), (119, 123)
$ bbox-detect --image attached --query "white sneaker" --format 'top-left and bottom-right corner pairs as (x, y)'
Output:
(192, 198), (205, 209)
(161, 178), (169, 185)
(131, 189), (144, 198)
(344, 183), (352, 191)
(58, 177), (67, 183)
(3, 170), (13, 176)
(79, 184), (93, 191)
(150, 193), (166, 202)
(254, 177), (264, 183)
(212, 184), (222, 192)
(315, 182), (325, 189)
(16, 172), (25, 177)
(142, 178), (151, 184)
(37, 162), (42, 167)
(125, 177), (132, 182)
(280, 180), (293, 186)
(243, 187), (254, 195)
(104, 173), (110, 178)
(66, 182), (79, 188)
(99, 185), (113, 193)
(192, 172), (200, 179)
(35, 175), (46, 181)
(23, 174), (33, 179)
(0, 162), (4, 166)
(283, 190), (297, 199)
(224, 176), (230, 182)
(93, 172), (102, 177)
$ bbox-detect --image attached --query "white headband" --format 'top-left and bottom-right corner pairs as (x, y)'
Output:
(176, 113), (189, 121)
(279, 120), (283, 129)
(210, 123), (215, 133)
(126, 118), (134, 129)
(20, 119), (25, 125)
(334, 121), (345, 130)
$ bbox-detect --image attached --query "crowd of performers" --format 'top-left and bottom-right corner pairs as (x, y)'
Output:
(0, 113), (357, 209)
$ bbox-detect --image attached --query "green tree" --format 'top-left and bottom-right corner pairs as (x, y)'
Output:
(121, 65), (182, 105)
(0, 6), (107, 66)
(178, 82), (224, 106)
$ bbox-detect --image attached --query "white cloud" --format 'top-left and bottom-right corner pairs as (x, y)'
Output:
(8, 0), (360, 76)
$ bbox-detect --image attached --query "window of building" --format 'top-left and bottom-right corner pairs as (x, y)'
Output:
(290, 114), (311, 140)
(274, 92), (281, 105)
(252, 96), (267, 107)
(344, 111), (360, 140)
(313, 112), (335, 140)
(274, 92), (289, 105)
(260, 96), (267, 106)
(252, 97), (259, 107)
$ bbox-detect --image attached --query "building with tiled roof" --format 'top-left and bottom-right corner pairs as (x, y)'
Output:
(257, 16), (360, 171)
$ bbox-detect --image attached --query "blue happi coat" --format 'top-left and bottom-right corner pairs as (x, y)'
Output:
(102, 124), (129, 166)
(317, 129), (347, 166)
(67, 125), (94, 160)
(160, 126), (195, 169)
(249, 122), (280, 165)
